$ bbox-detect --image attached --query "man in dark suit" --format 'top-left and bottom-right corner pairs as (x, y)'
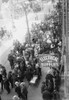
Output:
(45, 69), (54, 93)
(15, 81), (22, 98)
(42, 89), (52, 100)
(8, 53), (15, 70)
(8, 71), (13, 88)
(3, 77), (10, 94)
(20, 82), (28, 100)
(0, 69), (3, 92)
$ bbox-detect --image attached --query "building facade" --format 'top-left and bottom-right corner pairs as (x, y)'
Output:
(63, 0), (69, 98)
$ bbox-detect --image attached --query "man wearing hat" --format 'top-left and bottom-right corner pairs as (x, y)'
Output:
(0, 68), (3, 92)
(25, 64), (33, 82)
(35, 63), (42, 80)
(12, 95), (20, 100)
(15, 81), (22, 98)
(45, 68), (54, 93)
(8, 52), (15, 70)
(51, 66), (61, 92)
(8, 71), (13, 89)
(3, 76), (10, 94)
(42, 89), (52, 100)
(20, 82), (28, 100)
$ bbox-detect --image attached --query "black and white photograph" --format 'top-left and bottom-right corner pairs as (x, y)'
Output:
(0, 0), (68, 100)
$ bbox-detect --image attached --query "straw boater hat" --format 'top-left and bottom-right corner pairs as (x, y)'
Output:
(36, 63), (39, 68)
(15, 81), (20, 86)
(47, 69), (53, 76)
(12, 95), (19, 100)
(20, 82), (25, 87)
(25, 61), (29, 65)
(15, 64), (19, 68)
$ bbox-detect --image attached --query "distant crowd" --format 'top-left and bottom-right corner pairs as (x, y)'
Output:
(0, 42), (42, 100)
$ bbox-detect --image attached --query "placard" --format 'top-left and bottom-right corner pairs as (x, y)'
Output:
(39, 54), (59, 67)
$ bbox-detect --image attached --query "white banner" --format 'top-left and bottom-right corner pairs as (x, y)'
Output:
(39, 54), (59, 67)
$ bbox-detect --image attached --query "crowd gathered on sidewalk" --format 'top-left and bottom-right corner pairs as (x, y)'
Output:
(0, 38), (64, 100)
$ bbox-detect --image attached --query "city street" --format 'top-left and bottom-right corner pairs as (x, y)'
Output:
(0, 45), (64, 100)
(0, 0), (65, 100)
(0, 46), (50, 100)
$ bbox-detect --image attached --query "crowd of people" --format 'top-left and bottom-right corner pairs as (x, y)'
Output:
(0, 41), (42, 100)
(41, 63), (64, 100)
(0, 37), (63, 100)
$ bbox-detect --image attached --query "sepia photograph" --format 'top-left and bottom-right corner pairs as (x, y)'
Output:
(0, 0), (68, 100)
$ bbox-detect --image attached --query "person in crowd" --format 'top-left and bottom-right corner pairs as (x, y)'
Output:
(0, 68), (3, 92)
(41, 67), (60, 100)
(12, 95), (20, 100)
(20, 82), (28, 100)
(35, 63), (42, 79)
(8, 71), (13, 88)
(11, 70), (17, 87)
(45, 68), (54, 94)
(42, 89), (52, 100)
(0, 96), (2, 100)
(52, 67), (61, 92)
(25, 64), (33, 82)
(14, 64), (19, 82)
(19, 58), (26, 81)
(0, 66), (7, 92)
(15, 81), (22, 98)
(17, 69), (22, 82)
(8, 51), (15, 70)
(1, 66), (7, 78)
(3, 76), (10, 94)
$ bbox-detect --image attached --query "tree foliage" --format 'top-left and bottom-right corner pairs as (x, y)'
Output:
(30, 1), (41, 12)
(12, 0), (42, 19)
(45, 0), (62, 40)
